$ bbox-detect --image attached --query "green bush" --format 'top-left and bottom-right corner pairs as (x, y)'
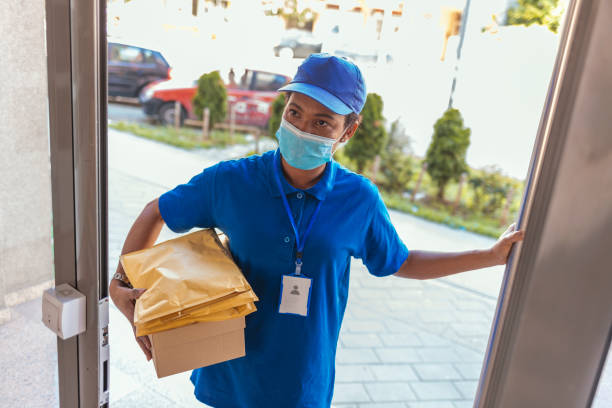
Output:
(344, 93), (388, 173)
(268, 93), (285, 139)
(506, 0), (563, 33)
(192, 71), (227, 131)
(468, 165), (511, 216)
(379, 120), (414, 193)
(425, 108), (471, 202)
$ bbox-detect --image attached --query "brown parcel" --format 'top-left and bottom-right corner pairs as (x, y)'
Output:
(120, 228), (258, 336)
(147, 316), (246, 378)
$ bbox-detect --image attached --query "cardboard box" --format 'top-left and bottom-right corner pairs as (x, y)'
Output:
(147, 316), (246, 378)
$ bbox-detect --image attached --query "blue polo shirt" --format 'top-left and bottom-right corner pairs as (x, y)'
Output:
(158, 148), (410, 408)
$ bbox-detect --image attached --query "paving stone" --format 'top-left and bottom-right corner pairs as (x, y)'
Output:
(344, 320), (387, 333)
(454, 346), (484, 363)
(332, 383), (371, 403)
(337, 348), (380, 364)
(412, 364), (463, 381)
(384, 320), (420, 333)
(336, 364), (376, 382)
(453, 381), (478, 400)
(453, 363), (484, 380)
(355, 288), (390, 300)
(358, 403), (408, 408)
(407, 402), (456, 408)
(416, 332), (452, 347)
(379, 333), (422, 347)
(453, 299), (494, 311)
(368, 364), (418, 381)
(375, 348), (422, 363)
(452, 400), (475, 408)
(416, 347), (463, 363)
(449, 322), (490, 337)
(418, 310), (457, 323)
(450, 310), (490, 323)
(342, 333), (384, 348)
(410, 381), (462, 400)
(364, 382), (417, 402)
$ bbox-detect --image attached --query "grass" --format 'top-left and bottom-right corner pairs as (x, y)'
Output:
(109, 121), (249, 149)
(381, 191), (507, 238)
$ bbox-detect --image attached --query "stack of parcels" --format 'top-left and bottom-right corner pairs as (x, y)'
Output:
(120, 228), (258, 378)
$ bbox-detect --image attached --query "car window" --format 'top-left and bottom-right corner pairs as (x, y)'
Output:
(142, 49), (157, 64)
(251, 72), (288, 92)
(110, 44), (143, 63)
(154, 52), (167, 67)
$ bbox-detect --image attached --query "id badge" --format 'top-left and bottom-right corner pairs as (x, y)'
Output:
(278, 274), (312, 317)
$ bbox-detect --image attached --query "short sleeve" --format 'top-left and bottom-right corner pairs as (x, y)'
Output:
(157, 164), (218, 233)
(359, 188), (410, 277)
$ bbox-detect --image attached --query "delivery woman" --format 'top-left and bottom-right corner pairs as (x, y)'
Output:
(109, 53), (525, 407)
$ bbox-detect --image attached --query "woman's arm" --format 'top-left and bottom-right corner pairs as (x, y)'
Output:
(108, 197), (166, 361)
(109, 197), (165, 294)
(394, 222), (525, 280)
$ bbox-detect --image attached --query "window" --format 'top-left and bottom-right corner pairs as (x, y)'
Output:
(110, 44), (143, 63)
(251, 72), (287, 91)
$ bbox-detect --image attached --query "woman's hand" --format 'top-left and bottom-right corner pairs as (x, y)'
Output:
(490, 222), (525, 265)
(110, 283), (152, 361)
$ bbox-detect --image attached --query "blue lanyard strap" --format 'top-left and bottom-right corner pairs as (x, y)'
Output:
(273, 152), (324, 272)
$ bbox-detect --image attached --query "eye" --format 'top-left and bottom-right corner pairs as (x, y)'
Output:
(315, 119), (328, 127)
(287, 108), (299, 117)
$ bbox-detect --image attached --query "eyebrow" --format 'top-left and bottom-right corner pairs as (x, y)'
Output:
(288, 102), (338, 122)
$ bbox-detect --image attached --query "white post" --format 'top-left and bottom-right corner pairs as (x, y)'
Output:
(174, 101), (181, 129)
(202, 107), (210, 140)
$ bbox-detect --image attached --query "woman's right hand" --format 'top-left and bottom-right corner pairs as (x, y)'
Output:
(111, 284), (152, 361)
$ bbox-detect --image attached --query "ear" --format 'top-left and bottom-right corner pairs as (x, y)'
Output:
(339, 116), (361, 143)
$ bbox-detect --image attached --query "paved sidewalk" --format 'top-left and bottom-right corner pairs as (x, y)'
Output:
(107, 129), (499, 407)
(2, 128), (611, 407)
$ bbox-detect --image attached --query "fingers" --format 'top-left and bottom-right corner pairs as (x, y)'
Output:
(136, 336), (152, 361)
(129, 288), (147, 300)
(502, 229), (525, 244)
(140, 334), (152, 350)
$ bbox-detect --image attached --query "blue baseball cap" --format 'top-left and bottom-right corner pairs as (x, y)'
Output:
(278, 53), (367, 115)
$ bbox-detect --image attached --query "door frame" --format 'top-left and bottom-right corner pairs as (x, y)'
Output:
(45, 0), (109, 406)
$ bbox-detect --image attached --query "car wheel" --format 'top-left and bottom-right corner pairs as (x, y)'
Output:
(278, 47), (294, 59)
(159, 102), (184, 127)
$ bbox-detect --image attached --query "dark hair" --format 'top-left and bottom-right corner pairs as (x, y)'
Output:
(283, 91), (360, 130)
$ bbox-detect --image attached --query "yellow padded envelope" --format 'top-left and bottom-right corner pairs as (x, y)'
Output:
(120, 228), (258, 335)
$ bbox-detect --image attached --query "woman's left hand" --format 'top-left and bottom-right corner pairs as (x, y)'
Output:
(490, 222), (525, 265)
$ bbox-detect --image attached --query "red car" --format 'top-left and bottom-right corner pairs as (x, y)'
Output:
(140, 66), (291, 129)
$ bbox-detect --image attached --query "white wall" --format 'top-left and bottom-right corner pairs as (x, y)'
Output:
(0, 0), (54, 321)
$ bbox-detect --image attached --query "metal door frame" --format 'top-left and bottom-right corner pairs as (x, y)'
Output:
(475, 0), (612, 406)
(46, 0), (108, 406)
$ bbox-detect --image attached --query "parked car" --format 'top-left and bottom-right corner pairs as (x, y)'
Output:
(107, 42), (171, 98)
(273, 29), (323, 59)
(140, 66), (291, 128)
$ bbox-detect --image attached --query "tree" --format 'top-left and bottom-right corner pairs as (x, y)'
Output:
(268, 94), (285, 139)
(379, 119), (414, 193)
(344, 93), (388, 174)
(192, 71), (227, 131)
(265, 0), (318, 31)
(425, 108), (470, 202)
(505, 0), (564, 33)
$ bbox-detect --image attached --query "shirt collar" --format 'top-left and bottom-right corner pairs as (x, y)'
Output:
(267, 148), (337, 201)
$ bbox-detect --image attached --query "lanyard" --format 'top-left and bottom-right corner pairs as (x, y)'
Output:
(273, 152), (324, 276)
